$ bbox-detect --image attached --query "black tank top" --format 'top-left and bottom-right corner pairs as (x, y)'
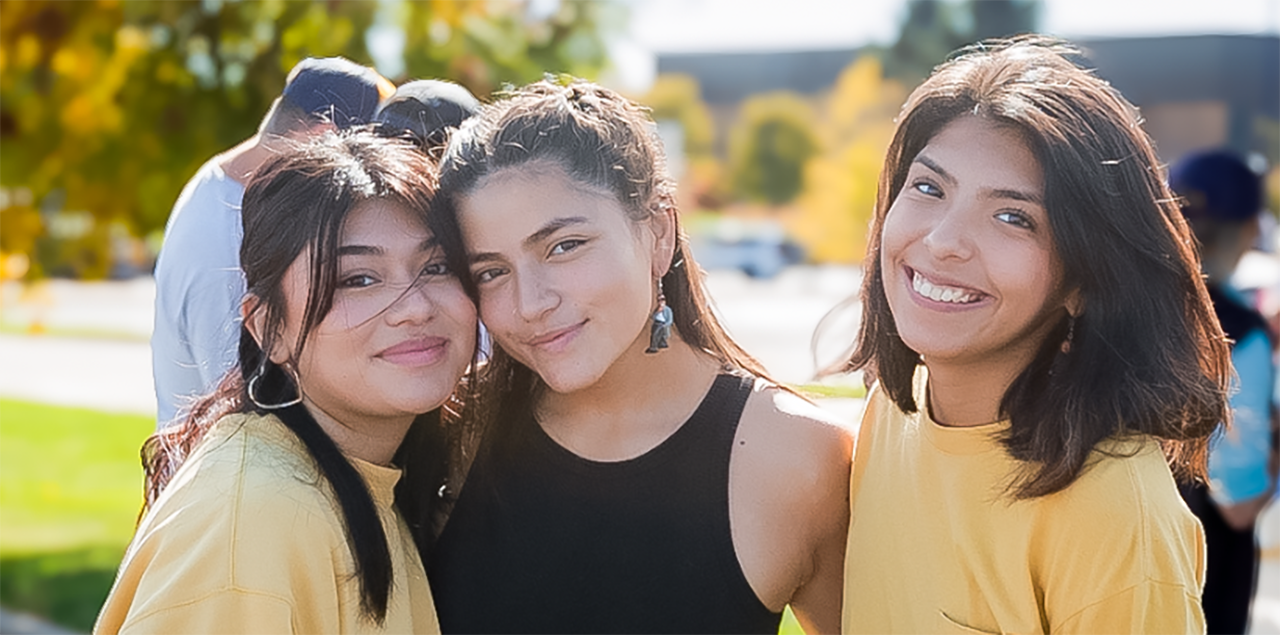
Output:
(429, 373), (782, 634)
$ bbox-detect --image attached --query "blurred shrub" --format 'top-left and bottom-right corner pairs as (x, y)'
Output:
(790, 57), (906, 264)
(642, 73), (727, 209)
(728, 92), (819, 206)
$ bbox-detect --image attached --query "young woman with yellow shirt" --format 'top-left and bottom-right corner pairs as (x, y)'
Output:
(95, 130), (478, 634)
(840, 36), (1230, 633)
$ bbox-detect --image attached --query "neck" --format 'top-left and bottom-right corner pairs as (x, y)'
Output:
(218, 133), (281, 185)
(300, 398), (415, 467)
(923, 356), (1026, 427)
(535, 329), (724, 460)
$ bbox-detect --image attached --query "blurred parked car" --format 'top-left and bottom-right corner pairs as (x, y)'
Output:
(689, 218), (805, 279)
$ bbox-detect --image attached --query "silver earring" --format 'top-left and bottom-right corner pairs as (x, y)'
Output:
(248, 363), (303, 410)
(646, 277), (674, 354)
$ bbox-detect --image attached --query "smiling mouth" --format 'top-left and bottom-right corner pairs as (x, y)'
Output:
(528, 321), (586, 349)
(910, 269), (984, 304)
(378, 338), (448, 366)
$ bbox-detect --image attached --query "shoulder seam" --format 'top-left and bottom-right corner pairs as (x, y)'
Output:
(1049, 577), (1199, 631)
(119, 585), (296, 629)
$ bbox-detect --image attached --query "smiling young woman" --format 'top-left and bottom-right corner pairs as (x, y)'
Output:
(423, 79), (854, 634)
(840, 36), (1230, 633)
(95, 130), (477, 634)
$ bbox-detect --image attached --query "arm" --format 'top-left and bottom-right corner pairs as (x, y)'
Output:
(1210, 328), (1276, 529)
(786, 471), (850, 635)
(733, 387), (854, 635)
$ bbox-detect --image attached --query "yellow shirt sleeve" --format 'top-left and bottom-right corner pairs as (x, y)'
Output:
(1053, 579), (1205, 634)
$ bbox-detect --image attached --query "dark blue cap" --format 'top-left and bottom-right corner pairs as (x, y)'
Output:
(1169, 149), (1263, 223)
(374, 79), (481, 147)
(281, 57), (392, 129)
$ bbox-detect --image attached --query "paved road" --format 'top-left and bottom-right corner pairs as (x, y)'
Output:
(0, 268), (867, 422)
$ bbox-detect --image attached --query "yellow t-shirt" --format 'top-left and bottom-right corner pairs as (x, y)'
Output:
(95, 412), (440, 634)
(843, 369), (1206, 634)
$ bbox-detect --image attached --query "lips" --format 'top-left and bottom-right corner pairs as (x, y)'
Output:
(526, 320), (586, 352)
(907, 267), (987, 305)
(377, 337), (448, 366)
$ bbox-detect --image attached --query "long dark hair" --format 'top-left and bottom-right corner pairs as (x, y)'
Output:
(427, 78), (774, 481)
(141, 129), (465, 623)
(845, 36), (1230, 498)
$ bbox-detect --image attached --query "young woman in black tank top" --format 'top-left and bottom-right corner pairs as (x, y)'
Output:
(425, 79), (854, 634)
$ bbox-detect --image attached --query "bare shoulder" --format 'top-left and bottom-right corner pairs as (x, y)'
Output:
(735, 381), (855, 494)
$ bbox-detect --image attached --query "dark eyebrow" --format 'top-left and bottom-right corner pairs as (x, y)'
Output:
(913, 154), (954, 184)
(469, 216), (591, 265)
(916, 154), (1043, 205)
(338, 237), (438, 258)
(987, 188), (1043, 205)
(524, 216), (589, 248)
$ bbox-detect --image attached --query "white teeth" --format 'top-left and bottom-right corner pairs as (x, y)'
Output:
(912, 271), (978, 304)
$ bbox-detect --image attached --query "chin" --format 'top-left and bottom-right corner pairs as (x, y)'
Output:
(535, 364), (604, 395)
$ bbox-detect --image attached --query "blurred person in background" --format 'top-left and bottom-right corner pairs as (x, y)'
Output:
(97, 130), (476, 633)
(150, 56), (394, 428)
(374, 79), (482, 153)
(1172, 148), (1276, 634)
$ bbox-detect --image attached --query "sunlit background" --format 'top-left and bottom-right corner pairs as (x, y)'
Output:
(1, 1), (1277, 632)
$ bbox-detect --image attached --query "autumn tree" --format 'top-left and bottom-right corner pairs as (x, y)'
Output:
(0, 0), (611, 279)
(790, 56), (907, 264)
(727, 91), (819, 206)
(642, 73), (724, 209)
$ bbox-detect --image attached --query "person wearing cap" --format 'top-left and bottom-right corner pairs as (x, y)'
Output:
(374, 79), (481, 151)
(1172, 148), (1276, 634)
(150, 57), (394, 428)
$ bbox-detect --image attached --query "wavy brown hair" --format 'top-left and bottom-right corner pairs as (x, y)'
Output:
(845, 36), (1231, 498)
(426, 78), (775, 485)
(140, 129), (473, 622)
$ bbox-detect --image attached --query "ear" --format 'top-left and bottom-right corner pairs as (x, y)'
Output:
(646, 202), (678, 279)
(1065, 287), (1085, 318)
(241, 294), (290, 365)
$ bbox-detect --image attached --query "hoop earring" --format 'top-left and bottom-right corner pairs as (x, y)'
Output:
(646, 277), (674, 354)
(248, 363), (303, 410)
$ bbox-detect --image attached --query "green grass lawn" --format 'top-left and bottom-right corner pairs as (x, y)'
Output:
(0, 398), (810, 633)
(0, 399), (154, 631)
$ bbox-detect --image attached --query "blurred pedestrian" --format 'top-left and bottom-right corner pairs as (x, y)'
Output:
(374, 79), (481, 152)
(150, 57), (394, 428)
(1172, 148), (1275, 634)
(840, 35), (1228, 633)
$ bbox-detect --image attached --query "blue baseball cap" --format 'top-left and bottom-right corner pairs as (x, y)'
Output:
(281, 57), (394, 129)
(1169, 149), (1263, 223)
(374, 79), (482, 148)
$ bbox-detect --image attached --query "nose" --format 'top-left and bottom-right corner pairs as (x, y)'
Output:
(513, 270), (560, 322)
(921, 205), (974, 262)
(383, 280), (436, 326)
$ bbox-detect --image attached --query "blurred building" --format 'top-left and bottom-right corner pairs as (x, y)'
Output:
(657, 33), (1280, 164)
(659, 48), (860, 154)
(1078, 34), (1279, 163)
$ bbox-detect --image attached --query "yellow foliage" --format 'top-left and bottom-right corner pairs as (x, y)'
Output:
(16, 35), (40, 69)
(790, 56), (905, 264)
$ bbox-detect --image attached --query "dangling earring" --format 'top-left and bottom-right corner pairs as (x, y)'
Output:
(248, 362), (303, 410)
(646, 277), (674, 354)
(1060, 314), (1076, 355)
